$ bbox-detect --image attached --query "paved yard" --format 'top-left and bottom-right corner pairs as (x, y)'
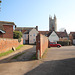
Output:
(0, 45), (37, 75)
(0, 46), (75, 75)
(0, 45), (35, 63)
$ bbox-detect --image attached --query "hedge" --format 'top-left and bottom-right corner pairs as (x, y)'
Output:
(57, 40), (71, 46)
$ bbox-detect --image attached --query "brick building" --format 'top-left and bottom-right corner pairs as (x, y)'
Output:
(0, 21), (15, 39)
(69, 32), (75, 45)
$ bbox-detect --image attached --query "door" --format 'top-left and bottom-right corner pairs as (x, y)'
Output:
(23, 40), (25, 44)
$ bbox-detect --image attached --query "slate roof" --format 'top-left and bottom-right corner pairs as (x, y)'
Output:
(47, 31), (52, 37)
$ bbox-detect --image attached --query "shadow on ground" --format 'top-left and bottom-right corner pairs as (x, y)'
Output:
(0, 46), (36, 64)
(24, 58), (75, 75)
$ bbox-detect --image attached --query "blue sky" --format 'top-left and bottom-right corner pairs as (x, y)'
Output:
(0, 0), (75, 33)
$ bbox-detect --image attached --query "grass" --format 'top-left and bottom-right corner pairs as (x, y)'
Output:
(12, 52), (25, 59)
(0, 45), (24, 57)
(0, 50), (14, 57)
(31, 49), (48, 60)
(16, 45), (24, 50)
(31, 53), (37, 60)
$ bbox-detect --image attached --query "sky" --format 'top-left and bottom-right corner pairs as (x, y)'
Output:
(0, 0), (75, 33)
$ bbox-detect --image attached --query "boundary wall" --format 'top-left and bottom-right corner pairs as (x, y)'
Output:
(36, 34), (48, 59)
(0, 38), (23, 53)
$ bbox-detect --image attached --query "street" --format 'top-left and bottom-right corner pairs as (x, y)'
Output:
(25, 46), (75, 75)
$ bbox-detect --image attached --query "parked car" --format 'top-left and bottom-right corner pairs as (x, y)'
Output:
(49, 42), (61, 48)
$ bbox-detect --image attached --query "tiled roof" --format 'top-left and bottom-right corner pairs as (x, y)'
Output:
(15, 27), (35, 31)
(23, 31), (29, 34)
(0, 21), (15, 31)
(70, 32), (75, 35)
(38, 31), (49, 36)
(15, 27), (36, 33)
(0, 21), (15, 25)
(46, 31), (68, 38)
(56, 32), (68, 38)
(70, 32), (75, 38)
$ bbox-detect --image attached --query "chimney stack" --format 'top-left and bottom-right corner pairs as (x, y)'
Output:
(64, 29), (66, 33)
(36, 26), (38, 31)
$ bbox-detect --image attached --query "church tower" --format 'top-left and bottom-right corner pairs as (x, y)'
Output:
(49, 14), (57, 31)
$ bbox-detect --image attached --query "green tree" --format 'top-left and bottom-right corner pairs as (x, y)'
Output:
(13, 31), (22, 39)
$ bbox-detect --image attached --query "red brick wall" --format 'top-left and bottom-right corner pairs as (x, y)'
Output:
(59, 38), (68, 41)
(0, 38), (23, 53)
(36, 34), (48, 59)
(3, 25), (13, 39)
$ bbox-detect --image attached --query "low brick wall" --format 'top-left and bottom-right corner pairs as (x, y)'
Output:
(0, 38), (23, 53)
(36, 34), (48, 59)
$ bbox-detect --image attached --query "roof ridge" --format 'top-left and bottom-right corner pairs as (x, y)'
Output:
(0, 21), (14, 23)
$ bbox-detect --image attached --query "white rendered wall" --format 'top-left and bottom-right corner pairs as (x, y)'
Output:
(49, 31), (59, 42)
(29, 29), (38, 44)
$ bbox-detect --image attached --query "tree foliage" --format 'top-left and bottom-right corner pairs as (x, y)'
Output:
(13, 31), (22, 39)
(0, 1), (2, 3)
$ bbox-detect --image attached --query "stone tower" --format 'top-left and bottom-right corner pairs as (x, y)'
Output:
(49, 15), (57, 31)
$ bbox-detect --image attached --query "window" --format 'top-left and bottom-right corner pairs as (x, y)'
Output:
(50, 42), (56, 44)
(33, 39), (35, 41)
(33, 34), (35, 36)
(53, 42), (56, 44)
(50, 42), (52, 44)
(24, 34), (26, 38)
(45, 34), (47, 36)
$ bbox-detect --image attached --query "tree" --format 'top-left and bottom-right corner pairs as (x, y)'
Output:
(0, 1), (2, 3)
(13, 31), (22, 39)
